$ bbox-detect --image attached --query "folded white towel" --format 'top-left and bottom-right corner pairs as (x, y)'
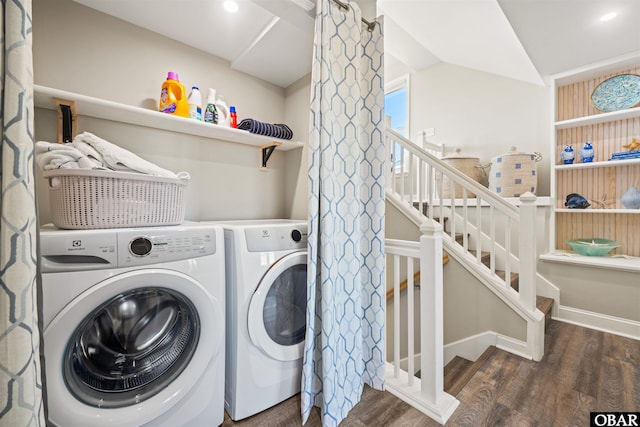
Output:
(72, 139), (104, 165)
(35, 141), (104, 170)
(72, 132), (181, 179)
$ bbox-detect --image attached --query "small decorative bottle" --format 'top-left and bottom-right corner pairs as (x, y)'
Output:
(580, 142), (594, 163)
(560, 145), (575, 164)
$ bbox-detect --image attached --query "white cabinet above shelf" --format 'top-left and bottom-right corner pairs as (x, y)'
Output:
(33, 84), (304, 152)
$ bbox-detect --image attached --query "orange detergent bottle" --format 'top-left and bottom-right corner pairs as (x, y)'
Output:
(159, 71), (189, 117)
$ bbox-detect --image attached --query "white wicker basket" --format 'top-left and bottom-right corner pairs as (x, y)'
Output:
(43, 169), (188, 229)
(489, 147), (542, 197)
(436, 149), (482, 199)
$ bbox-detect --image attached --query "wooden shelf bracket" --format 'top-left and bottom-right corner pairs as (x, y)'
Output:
(54, 98), (77, 144)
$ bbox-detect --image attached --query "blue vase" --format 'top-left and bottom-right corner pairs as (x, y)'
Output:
(621, 187), (640, 209)
(560, 145), (575, 164)
(580, 142), (594, 163)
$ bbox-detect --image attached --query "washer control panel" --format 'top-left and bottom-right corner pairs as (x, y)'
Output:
(39, 224), (219, 272)
(119, 226), (217, 266)
(245, 223), (308, 252)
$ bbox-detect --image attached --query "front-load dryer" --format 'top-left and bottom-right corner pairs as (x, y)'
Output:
(220, 220), (307, 421)
(40, 223), (225, 427)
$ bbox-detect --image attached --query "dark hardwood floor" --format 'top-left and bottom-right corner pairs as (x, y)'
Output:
(221, 320), (640, 426)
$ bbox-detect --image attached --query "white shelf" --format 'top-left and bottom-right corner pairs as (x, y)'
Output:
(430, 196), (551, 207)
(554, 106), (640, 130)
(33, 85), (303, 151)
(555, 157), (640, 170)
(555, 208), (640, 214)
(541, 252), (640, 273)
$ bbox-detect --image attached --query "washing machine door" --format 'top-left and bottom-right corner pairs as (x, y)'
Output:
(44, 269), (223, 427)
(247, 251), (307, 362)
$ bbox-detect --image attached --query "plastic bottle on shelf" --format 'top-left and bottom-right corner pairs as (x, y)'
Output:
(203, 88), (218, 124)
(230, 106), (238, 128)
(159, 72), (189, 117)
(215, 95), (230, 127)
(187, 86), (202, 121)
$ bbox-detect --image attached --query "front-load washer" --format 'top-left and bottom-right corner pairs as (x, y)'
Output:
(40, 223), (225, 427)
(220, 220), (307, 420)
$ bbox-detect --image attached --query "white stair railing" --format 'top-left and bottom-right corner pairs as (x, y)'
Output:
(385, 128), (544, 361)
(384, 221), (459, 425)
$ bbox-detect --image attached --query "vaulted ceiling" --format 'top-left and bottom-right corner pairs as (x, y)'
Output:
(72, 0), (640, 88)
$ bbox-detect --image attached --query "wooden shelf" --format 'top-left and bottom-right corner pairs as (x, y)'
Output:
(34, 85), (304, 151)
(554, 106), (640, 130)
(555, 157), (640, 170)
(555, 209), (640, 214)
(540, 252), (640, 273)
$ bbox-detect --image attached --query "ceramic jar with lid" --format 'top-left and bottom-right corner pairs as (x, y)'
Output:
(580, 142), (594, 162)
(561, 145), (575, 164)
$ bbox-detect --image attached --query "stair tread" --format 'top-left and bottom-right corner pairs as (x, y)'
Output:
(536, 296), (554, 315)
(444, 345), (496, 396)
(495, 270), (519, 286)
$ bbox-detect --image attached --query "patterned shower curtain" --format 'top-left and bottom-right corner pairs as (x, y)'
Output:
(302, 1), (385, 426)
(0, 0), (45, 425)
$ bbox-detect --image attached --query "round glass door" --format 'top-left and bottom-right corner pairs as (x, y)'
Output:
(247, 251), (307, 361)
(64, 287), (199, 408)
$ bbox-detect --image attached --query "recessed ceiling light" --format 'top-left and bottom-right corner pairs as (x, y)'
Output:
(224, 0), (239, 13)
(600, 12), (617, 22)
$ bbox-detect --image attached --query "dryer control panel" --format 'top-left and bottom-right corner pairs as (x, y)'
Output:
(245, 224), (308, 252)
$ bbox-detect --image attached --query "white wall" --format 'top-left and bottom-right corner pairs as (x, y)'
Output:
(284, 75), (312, 220)
(390, 62), (552, 196)
(32, 0), (285, 121)
(33, 0), (305, 222)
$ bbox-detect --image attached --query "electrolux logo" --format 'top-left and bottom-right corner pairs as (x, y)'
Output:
(591, 413), (640, 427)
(68, 239), (85, 251)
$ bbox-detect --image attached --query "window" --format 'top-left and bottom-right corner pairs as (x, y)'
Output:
(385, 75), (410, 170)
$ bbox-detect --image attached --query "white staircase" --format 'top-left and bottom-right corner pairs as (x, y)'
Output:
(383, 129), (554, 424)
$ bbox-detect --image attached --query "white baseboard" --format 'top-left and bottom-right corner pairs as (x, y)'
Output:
(556, 305), (640, 340)
(443, 331), (531, 365)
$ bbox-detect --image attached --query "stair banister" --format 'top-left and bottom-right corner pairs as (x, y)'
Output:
(518, 192), (538, 312)
(385, 127), (546, 361)
(419, 220), (445, 404)
(384, 221), (460, 425)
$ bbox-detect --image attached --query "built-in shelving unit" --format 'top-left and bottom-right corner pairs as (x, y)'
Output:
(33, 85), (304, 152)
(547, 55), (640, 268)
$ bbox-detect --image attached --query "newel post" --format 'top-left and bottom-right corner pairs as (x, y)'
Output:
(419, 219), (444, 404)
(518, 192), (537, 312)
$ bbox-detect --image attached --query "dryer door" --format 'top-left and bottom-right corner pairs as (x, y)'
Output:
(44, 269), (223, 427)
(247, 251), (307, 362)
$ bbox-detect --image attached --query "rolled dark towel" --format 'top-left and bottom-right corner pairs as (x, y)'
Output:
(237, 118), (293, 140)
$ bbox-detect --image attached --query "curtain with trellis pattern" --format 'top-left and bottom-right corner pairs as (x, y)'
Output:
(0, 0), (45, 425)
(302, 1), (385, 426)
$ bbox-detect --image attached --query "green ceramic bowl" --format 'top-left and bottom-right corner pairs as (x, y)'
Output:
(566, 238), (621, 256)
